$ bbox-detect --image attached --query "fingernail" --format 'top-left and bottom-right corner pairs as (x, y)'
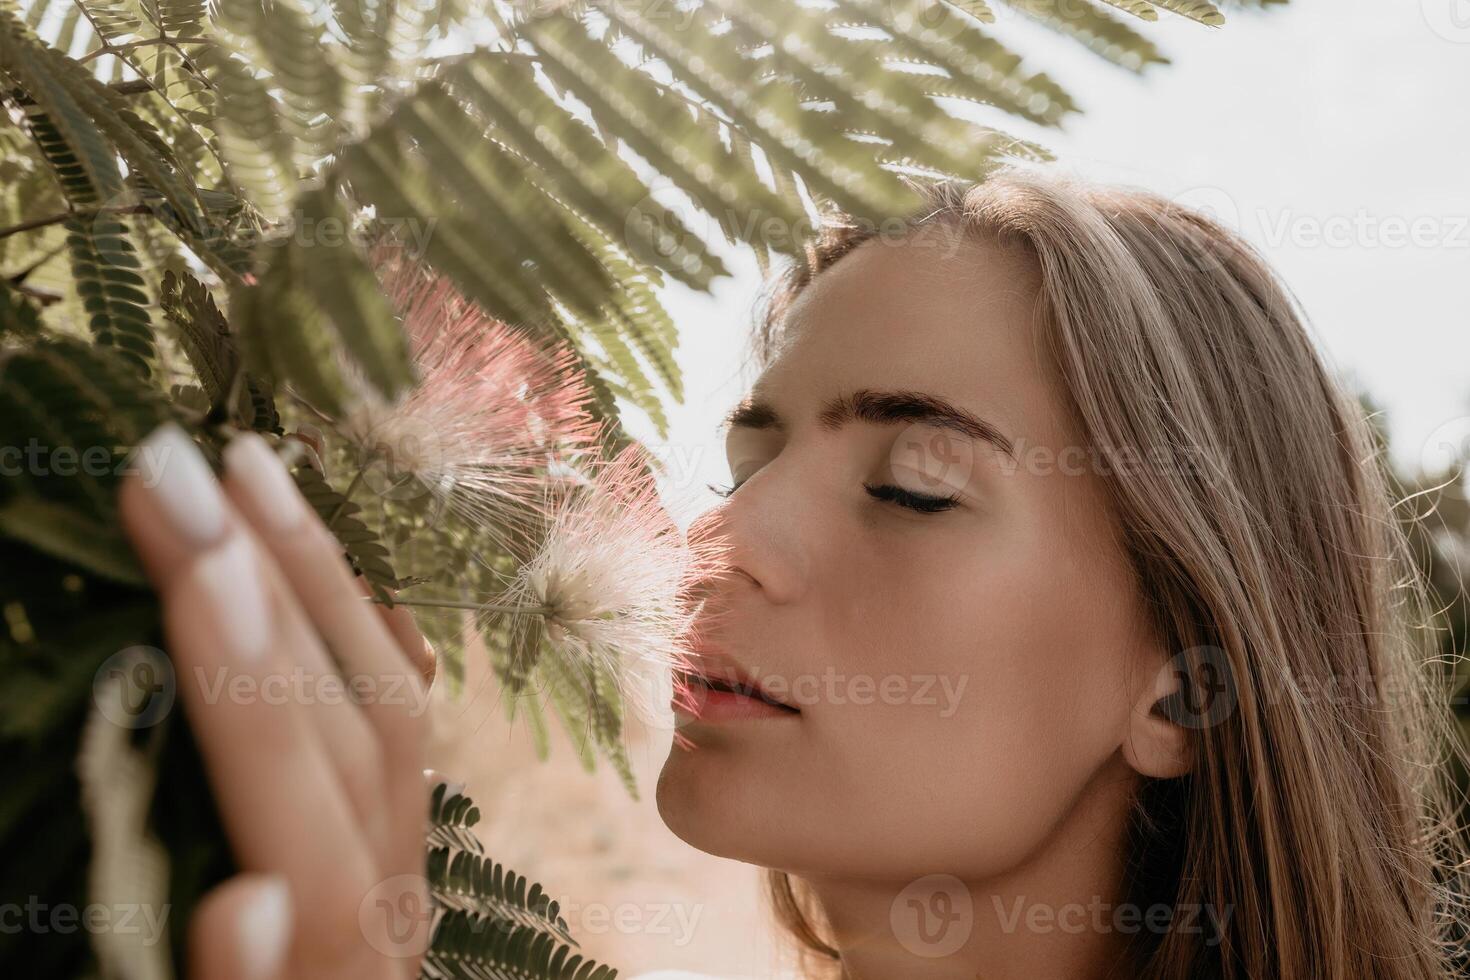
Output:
(223, 433), (310, 534)
(194, 535), (271, 662)
(239, 875), (292, 980)
(424, 769), (464, 798)
(132, 424), (226, 546)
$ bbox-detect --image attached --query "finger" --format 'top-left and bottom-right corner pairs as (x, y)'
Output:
(189, 874), (292, 980)
(423, 769), (464, 800)
(119, 425), (379, 946)
(220, 433), (429, 751)
(123, 431), (385, 833)
(363, 578), (437, 689)
(219, 433), (431, 887)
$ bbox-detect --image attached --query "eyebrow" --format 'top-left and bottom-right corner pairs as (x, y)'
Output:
(721, 387), (1016, 460)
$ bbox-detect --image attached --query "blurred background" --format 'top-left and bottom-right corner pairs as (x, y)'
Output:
(425, 1), (1470, 975)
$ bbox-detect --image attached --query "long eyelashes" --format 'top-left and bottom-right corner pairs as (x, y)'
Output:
(862, 482), (962, 513)
(707, 480), (959, 514)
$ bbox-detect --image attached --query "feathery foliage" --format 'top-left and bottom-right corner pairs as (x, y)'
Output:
(0, 0), (1249, 975)
(423, 783), (619, 980)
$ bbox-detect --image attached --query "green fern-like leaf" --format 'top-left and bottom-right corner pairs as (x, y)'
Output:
(1161, 0), (1225, 24)
(159, 269), (233, 404)
(0, 493), (148, 586)
(426, 783), (484, 855)
(524, 13), (807, 265)
(289, 461), (402, 595)
(441, 52), (728, 290)
(397, 87), (620, 325)
(153, 0), (209, 37)
(293, 183), (415, 403)
(65, 213), (156, 378)
(0, 8), (125, 204)
(232, 236), (353, 416)
(421, 785), (621, 980)
(428, 850), (580, 946)
(158, 267), (277, 427)
(596, 1), (915, 221)
(0, 278), (43, 339)
(996, 0), (1169, 72)
(212, 0), (346, 166)
(10, 101), (106, 208)
(339, 128), (555, 331)
(424, 913), (618, 980)
(0, 336), (170, 579)
(75, 0), (143, 44)
(195, 46), (300, 219)
(41, 41), (208, 234)
(1095, 0), (1161, 20)
(535, 647), (639, 799)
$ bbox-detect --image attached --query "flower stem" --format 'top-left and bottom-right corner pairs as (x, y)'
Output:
(327, 457), (374, 528)
(366, 596), (554, 615)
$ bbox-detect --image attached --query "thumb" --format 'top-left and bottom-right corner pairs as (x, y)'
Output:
(189, 873), (294, 980)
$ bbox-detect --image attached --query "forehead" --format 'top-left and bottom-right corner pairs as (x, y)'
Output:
(759, 232), (1071, 444)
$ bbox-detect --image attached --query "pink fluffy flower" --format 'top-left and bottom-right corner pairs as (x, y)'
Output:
(339, 248), (601, 544)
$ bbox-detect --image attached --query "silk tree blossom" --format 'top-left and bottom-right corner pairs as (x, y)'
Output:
(486, 442), (733, 734)
(350, 249), (735, 740)
(337, 248), (601, 545)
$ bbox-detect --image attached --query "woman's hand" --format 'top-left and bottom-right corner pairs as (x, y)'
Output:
(119, 424), (438, 980)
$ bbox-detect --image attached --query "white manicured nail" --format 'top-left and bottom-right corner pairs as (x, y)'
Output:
(424, 769), (465, 798)
(238, 875), (292, 980)
(223, 433), (309, 534)
(193, 535), (271, 662)
(133, 424), (227, 546)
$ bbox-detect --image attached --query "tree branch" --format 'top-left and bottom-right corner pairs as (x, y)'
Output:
(5, 79), (154, 105)
(0, 204), (151, 242)
(79, 37), (213, 66)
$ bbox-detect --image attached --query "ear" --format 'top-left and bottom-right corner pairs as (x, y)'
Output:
(1120, 654), (1195, 780)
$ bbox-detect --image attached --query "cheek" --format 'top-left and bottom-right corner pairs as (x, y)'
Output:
(654, 495), (1146, 878)
(808, 519), (1139, 872)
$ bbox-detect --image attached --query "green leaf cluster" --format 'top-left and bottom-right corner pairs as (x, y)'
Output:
(0, 0), (1232, 975)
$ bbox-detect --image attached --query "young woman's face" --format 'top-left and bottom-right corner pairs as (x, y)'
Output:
(655, 228), (1168, 880)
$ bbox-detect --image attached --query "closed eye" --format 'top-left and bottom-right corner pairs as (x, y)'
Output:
(863, 482), (961, 514)
(708, 482), (963, 514)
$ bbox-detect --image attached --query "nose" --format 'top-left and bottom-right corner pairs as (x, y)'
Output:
(682, 466), (811, 608)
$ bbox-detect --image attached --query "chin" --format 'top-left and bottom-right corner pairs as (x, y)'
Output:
(655, 740), (829, 873)
(655, 740), (772, 865)
(655, 743), (724, 852)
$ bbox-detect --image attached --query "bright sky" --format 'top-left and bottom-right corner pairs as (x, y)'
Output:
(621, 0), (1470, 518)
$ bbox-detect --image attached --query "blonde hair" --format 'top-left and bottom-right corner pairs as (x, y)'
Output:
(752, 167), (1470, 980)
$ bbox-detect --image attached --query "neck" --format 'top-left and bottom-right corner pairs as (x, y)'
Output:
(795, 755), (1142, 980)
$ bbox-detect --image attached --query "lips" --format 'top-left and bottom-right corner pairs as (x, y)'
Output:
(675, 648), (800, 714)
